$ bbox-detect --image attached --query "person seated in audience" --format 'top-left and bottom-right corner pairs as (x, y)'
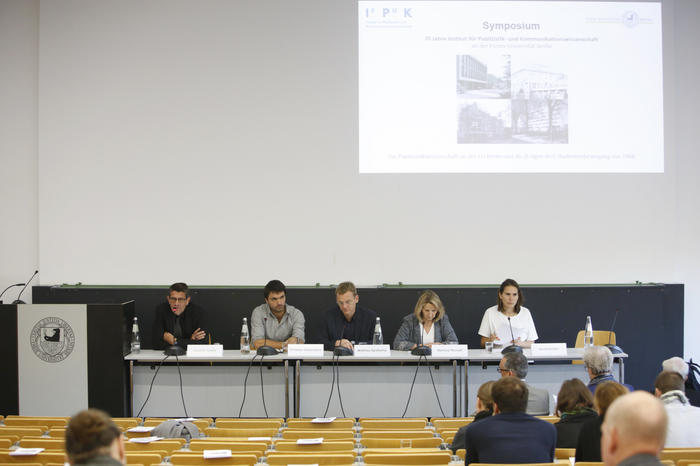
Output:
(321, 281), (377, 351)
(584, 345), (633, 393)
(393, 290), (458, 350)
(65, 409), (125, 466)
(152, 282), (207, 349)
(576, 381), (629, 462)
(499, 351), (550, 415)
(554, 378), (597, 447)
(451, 380), (495, 453)
(479, 278), (538, 348)
(601, 391), (668, 466)
(662, 356), (689, 380)
(463, 376), (556, 465)
(654, 370), (700, 447)
(250, 280), (305, 350)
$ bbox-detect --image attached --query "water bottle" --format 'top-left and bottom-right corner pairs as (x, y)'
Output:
(373, 317), (383, 345)
(130, 316), (141, 353)
(584, 316), (593, 348)
(240, 317), (250, 354)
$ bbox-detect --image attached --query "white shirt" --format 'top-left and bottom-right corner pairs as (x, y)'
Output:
(662, 392), (700, 447)
(478, 305), (538, 342)
(421, 323), (435, 345)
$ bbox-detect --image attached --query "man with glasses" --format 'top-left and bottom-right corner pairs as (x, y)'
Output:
(498, 352), (550, 415)
(152, 282), (207, 349)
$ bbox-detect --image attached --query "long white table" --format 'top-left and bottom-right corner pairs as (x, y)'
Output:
(125, 348), (626, 417)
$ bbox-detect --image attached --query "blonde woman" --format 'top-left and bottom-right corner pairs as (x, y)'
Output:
(393, 290), (458, 351)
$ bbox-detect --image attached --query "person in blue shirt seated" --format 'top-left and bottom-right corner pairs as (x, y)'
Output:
(393, 289), (458, 351)
(463, 376), (556, 465)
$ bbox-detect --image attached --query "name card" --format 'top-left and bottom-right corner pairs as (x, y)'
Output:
(128, 436), (163, 444)
(288, 344), (324, 358)
(187, 344), (223, 357)
(430, 344), (469, 358)
(312, 417), (336, 424)
(10, 448), (44, 456)
(248, 437), (272, 441)
(531, 343), (567, 357)
(203, 450), (232, 459)
(297, 438), (323, 445)
(353, 344), (391, 357)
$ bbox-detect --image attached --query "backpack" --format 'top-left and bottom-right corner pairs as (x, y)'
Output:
(685, 359), (700, 407)
(151, 419), (201, 440)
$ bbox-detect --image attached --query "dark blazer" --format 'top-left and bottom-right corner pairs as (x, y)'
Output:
(463, 412), (556, 465)
(575, 415), (603, 462)
(555, 409), (598, 448)
(151, 302), (207, 349)
(392, 313), (458, 351)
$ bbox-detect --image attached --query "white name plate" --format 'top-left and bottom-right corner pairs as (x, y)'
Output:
(187, 344), (223, 357)
(203, 449), (232, 459)
(353, 344), (391, 357)
(531, 343), (567, 357)
(297, 438), (323, 445)
(430, 344), (469, 358)
(288, 344), (324, 358)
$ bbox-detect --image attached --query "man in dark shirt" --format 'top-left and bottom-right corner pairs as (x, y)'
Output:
(321, 281), (377, 351)
(464, 376), (556, 465)
(151, 282), (207, 350)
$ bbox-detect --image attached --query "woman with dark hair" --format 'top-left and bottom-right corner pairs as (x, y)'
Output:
(65, 409), (124, 466)
(575, 381), (630, 461)
(478, 279), (538, 348)
(393, 290), (458, 351)
(554, 378), (597, 447)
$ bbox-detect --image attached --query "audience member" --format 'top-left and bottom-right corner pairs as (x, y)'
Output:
(654, 370), (700, 447)
(463, 377), (556, 465)
(601, 391), (667, 466)
(499, 351), (550, 415)
(576, 381), (629, 462)
(451, 380), (495, 453)
(65, 409), (125, 466)
(662, 357), (689, 380)
(250, 280), (305, 350)
(151, 282), (207, 350)
(584, 345), (633, 393)
(554, 378), (597, 447)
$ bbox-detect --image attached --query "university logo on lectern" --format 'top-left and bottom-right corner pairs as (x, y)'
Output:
(30, 317), (75, 363)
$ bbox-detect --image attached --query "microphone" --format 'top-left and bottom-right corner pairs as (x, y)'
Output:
(164, 310), (186, 356)
(0, 283), (25, 304)
(412, 318), (431, 356)
(13, 270), (38, 304)
(604, 308), (624, 354)
(333, 322), (353, 356)
(501, 317), (523, 355)
(256, 316), (277, 356)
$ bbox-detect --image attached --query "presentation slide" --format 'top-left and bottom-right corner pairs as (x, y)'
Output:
(359, 1), (663, 173)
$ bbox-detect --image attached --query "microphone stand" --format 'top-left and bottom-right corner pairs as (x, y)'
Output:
(12, 270), (38, 304)
(604, 308), (624, 354)
(501, 317), (523, 355)
(0, 283), (25, 304)
(411, 319), (431, 356)
(165, 313), (186, 355)
(256, 317), (278, 356)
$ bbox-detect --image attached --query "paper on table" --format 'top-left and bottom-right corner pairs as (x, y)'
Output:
(495, 322), (527, 344)
(203, 449), (232, 459)
(311, 417), (336, 424)
(128, 436), (163, 443)
(176, 417), (197, 422)
(247, 437), (271, 441)
(127, 426), (154, 433)
(296, 438), (323, 445)
(9, 448), (44, 456)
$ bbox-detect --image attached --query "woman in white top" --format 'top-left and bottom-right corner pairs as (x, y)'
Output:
(478, 278), (538, 348)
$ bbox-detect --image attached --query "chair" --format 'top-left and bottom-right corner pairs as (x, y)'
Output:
(362, 451), (451, 465)
(286, 418), (355, 430)
(361, 448), (446, 455)
(169, 452), (258, 466)
(214, 418), (283, 429)
(204, 427), (279, 438)
(0, 440), (13, 450)
(661, 449), (700, 462)
(18, 438), (65, 450)
(573, 331), (616, 364)
(441, 429), (457, 444)
(143, 418), (212, 431)
(3, 418), (68, 428)
(469, 464), (560, 466)
(360, 437), (442, 448)
(266, 452), (355, 465)
(0, 437), (19, 447)
(124, 439), (184, 454)
(187, 441), (267, 455)
(281, 430), (355, 440)
(456, 449), (466, 460)
(0, 451), (67, 465)
(274, 440), (354, 452)
(0, 428), (45, 439)
(123, 452), (163, 465)
(677, 461), (700, 466)
(359, 419), (428, 430)
(190, 437), (272, 447)
(111, 418), (141, 430)
(555, 448), (576, 460)
(536, 416), (561, 424)
(46, 428), (65, 438)
(431, 418), (473, 431)
(360, 430), (435, 439)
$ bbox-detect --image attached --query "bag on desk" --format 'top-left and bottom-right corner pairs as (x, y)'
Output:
(151, 419), (201, 440)
(686, 359), (700, 407)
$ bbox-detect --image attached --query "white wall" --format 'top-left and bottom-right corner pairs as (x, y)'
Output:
(1, 0), (699, 357)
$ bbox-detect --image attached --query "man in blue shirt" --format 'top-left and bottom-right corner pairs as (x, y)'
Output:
(464, 376), (556, 465)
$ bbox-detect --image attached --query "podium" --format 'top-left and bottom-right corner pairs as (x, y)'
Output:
(0, 302), (134, 416)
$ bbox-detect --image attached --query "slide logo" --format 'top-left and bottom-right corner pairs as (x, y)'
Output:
(363, 6), (414, 26)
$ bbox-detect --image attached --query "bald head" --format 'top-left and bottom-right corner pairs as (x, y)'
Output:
(602, 392), (668, 466)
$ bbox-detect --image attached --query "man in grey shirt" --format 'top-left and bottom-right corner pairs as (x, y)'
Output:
(251, 280), (305, 350)
(499, 352), (550, 415)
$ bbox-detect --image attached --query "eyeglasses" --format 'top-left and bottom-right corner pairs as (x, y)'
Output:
(167, 296), (188, 303)
(497, 367), (510, 373)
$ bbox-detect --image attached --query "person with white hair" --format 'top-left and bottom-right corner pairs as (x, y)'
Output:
(583, 345), (633, 394)
(662, 357), (689, 380)
(601, 391), (668, 466)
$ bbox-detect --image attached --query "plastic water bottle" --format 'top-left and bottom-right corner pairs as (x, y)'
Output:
(130, 316), (141, 353)
(240, 317), (250, 354)
(584, 316), (593, 348)
(373, 317), (383, 345)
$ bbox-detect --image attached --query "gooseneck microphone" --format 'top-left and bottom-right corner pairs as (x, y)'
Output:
(333, 322), (353, 356)
(13, 270), (38, 304)
(501, 317), (523, 355)
(411, 320), (431, 356)
(605, 308), (624, 354)
(256, 317), (277, 356)
(0, 283), (25, 304)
